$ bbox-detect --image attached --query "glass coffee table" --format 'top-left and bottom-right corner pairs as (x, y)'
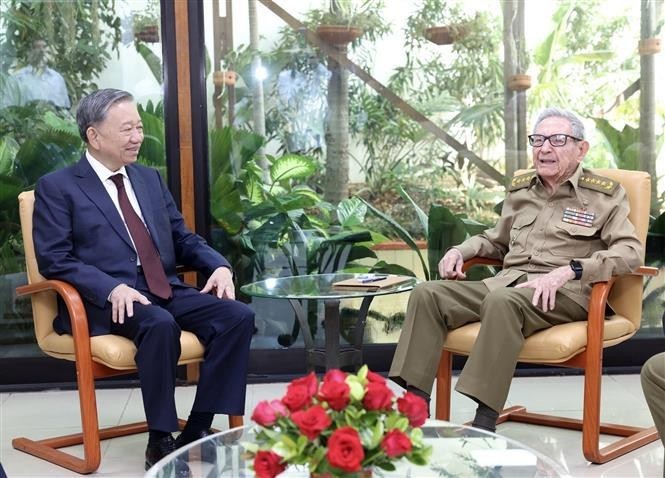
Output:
(240, 273), (420, 370)
(240, 273), (418, 371)
(145, 421), (569, 477)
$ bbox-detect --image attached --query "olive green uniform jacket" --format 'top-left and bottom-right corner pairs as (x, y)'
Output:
(455, 165), (643, 311)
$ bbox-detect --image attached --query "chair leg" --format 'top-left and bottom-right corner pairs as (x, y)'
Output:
(435, 350), (453, 420)
(12, 354), (149, 474)
(497, 352), (659, 464)
(229, 415), (244, 429)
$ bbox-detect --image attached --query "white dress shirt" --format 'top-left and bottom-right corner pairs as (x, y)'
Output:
(86, 151), (149, 263)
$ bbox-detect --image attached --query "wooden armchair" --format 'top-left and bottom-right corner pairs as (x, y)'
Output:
(12, 191), (243, 474)
(435, 169), (659, 464)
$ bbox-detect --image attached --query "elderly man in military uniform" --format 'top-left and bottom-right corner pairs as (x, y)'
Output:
(389, 107), (643, 432)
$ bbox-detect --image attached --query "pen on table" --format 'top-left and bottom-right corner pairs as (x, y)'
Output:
(358, 275), (388, 283)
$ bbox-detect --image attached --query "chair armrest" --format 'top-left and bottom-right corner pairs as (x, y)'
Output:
(176, 265), (196, 275)
(462, 257), (503, 272)
(633, 266), (659, 277)
(16, 279), (93, 357)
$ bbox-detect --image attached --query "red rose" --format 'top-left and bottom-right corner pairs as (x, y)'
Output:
(366, 370), (386, 384)
(291, 405), (332, 440)
(293, 371), (319, 395)
(362, 382), (394, 411)
(326, 426), (365, 472)
(323, 369), (347, 383)
(318, 380), (350, 411)
(251, 399), (288, 427)
(282, 372), (318, 411)
(397, 391), (429, 427)
(381, 429), (412, 457)
(253, 450), (286, 478)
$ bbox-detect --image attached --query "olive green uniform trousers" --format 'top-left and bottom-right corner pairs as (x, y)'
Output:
(389, 279), (587, 412)
(641, 352), (665, 445)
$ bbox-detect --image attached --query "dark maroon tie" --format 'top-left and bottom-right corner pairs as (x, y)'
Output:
(110, 174), (171, 299)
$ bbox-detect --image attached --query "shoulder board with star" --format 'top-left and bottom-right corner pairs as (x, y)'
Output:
(508, 171), (536, 192)
(579, 173), (619, 195)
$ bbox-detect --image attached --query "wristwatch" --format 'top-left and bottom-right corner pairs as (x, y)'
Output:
(569, 260), (583, 280)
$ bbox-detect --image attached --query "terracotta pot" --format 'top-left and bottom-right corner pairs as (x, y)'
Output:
(134, 25), (159, 43)
(638, 38), (661, 55)
(316, 25), (363, 45)
(213, 70), (237, 87)
(507, 74), (532, 92)
(424, 25), (468, 45)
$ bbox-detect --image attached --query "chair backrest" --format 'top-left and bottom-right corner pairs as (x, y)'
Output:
(514, 168), (650, 329)
(18, 190), (57, 347)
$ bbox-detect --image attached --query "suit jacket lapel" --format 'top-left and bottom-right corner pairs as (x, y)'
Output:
(73, 156), (135, 250)
(126, 166), (161, 245)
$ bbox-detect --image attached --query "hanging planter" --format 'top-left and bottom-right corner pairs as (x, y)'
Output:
(638, 38), (661, 55)
(424, 24), (468, 45)
(134, 25), (159, 43)
(316, 25), (363, 45)
(507, 74), (532, 92)
(213, 70), (237, 87)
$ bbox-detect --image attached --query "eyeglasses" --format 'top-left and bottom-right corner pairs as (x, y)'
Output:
(528, 134), (582, 147)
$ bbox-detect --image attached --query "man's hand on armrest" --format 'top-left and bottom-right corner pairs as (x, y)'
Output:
(438, 248), (466, 280)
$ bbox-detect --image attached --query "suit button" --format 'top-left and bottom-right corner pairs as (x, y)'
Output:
(130, 257), (136, 262)
(528, 264), (535, 269)
(533, 250), (540, 255)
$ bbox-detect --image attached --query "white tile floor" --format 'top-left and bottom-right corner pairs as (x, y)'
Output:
(1, 374), (663, 478)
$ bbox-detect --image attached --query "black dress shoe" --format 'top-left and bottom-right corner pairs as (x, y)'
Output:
(174, 428), (215, 448)
(175, 429), (217, 464)
(145, 435), (191, 477)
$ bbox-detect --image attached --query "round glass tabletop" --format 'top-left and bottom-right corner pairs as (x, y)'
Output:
(239, 273), (419, 300)
(145, 421), (568, 477)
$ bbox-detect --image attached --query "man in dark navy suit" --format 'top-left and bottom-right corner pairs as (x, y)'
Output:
(33, 89), (255, 473)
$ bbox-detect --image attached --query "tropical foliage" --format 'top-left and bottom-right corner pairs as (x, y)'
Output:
(0, 0), (121, 104)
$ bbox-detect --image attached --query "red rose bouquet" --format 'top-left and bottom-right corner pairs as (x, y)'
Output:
(245, 366), (432, 477)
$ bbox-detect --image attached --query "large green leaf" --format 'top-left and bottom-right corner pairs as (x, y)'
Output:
(337, 197), (367, 228)
(427, 204), (467, 281)
(138, 106), (165, 169)
(269, 154), (317, 184)
(135, 41), (163, 85)
(592, 118), (640, 170)
(398, 186), (428, 236)
(361, 198), (429, 281)
(210, 173), (243, 234)
(0, 137), (19, 175)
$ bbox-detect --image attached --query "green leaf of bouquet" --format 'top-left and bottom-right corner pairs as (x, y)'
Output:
(296, 434), (308, 454)
(272, 439), (297, 461)
(385, 414), (409, 431)
(242, 441), (258, 453)
(346, 376), (366, 401)
(357, 364), (369, 380)
(369, 421), (384, 449)
(410, 427), (425, 443)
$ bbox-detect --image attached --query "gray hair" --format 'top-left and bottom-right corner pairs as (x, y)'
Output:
(533, 107), (585, 140)
(76, 89), (134, 142)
